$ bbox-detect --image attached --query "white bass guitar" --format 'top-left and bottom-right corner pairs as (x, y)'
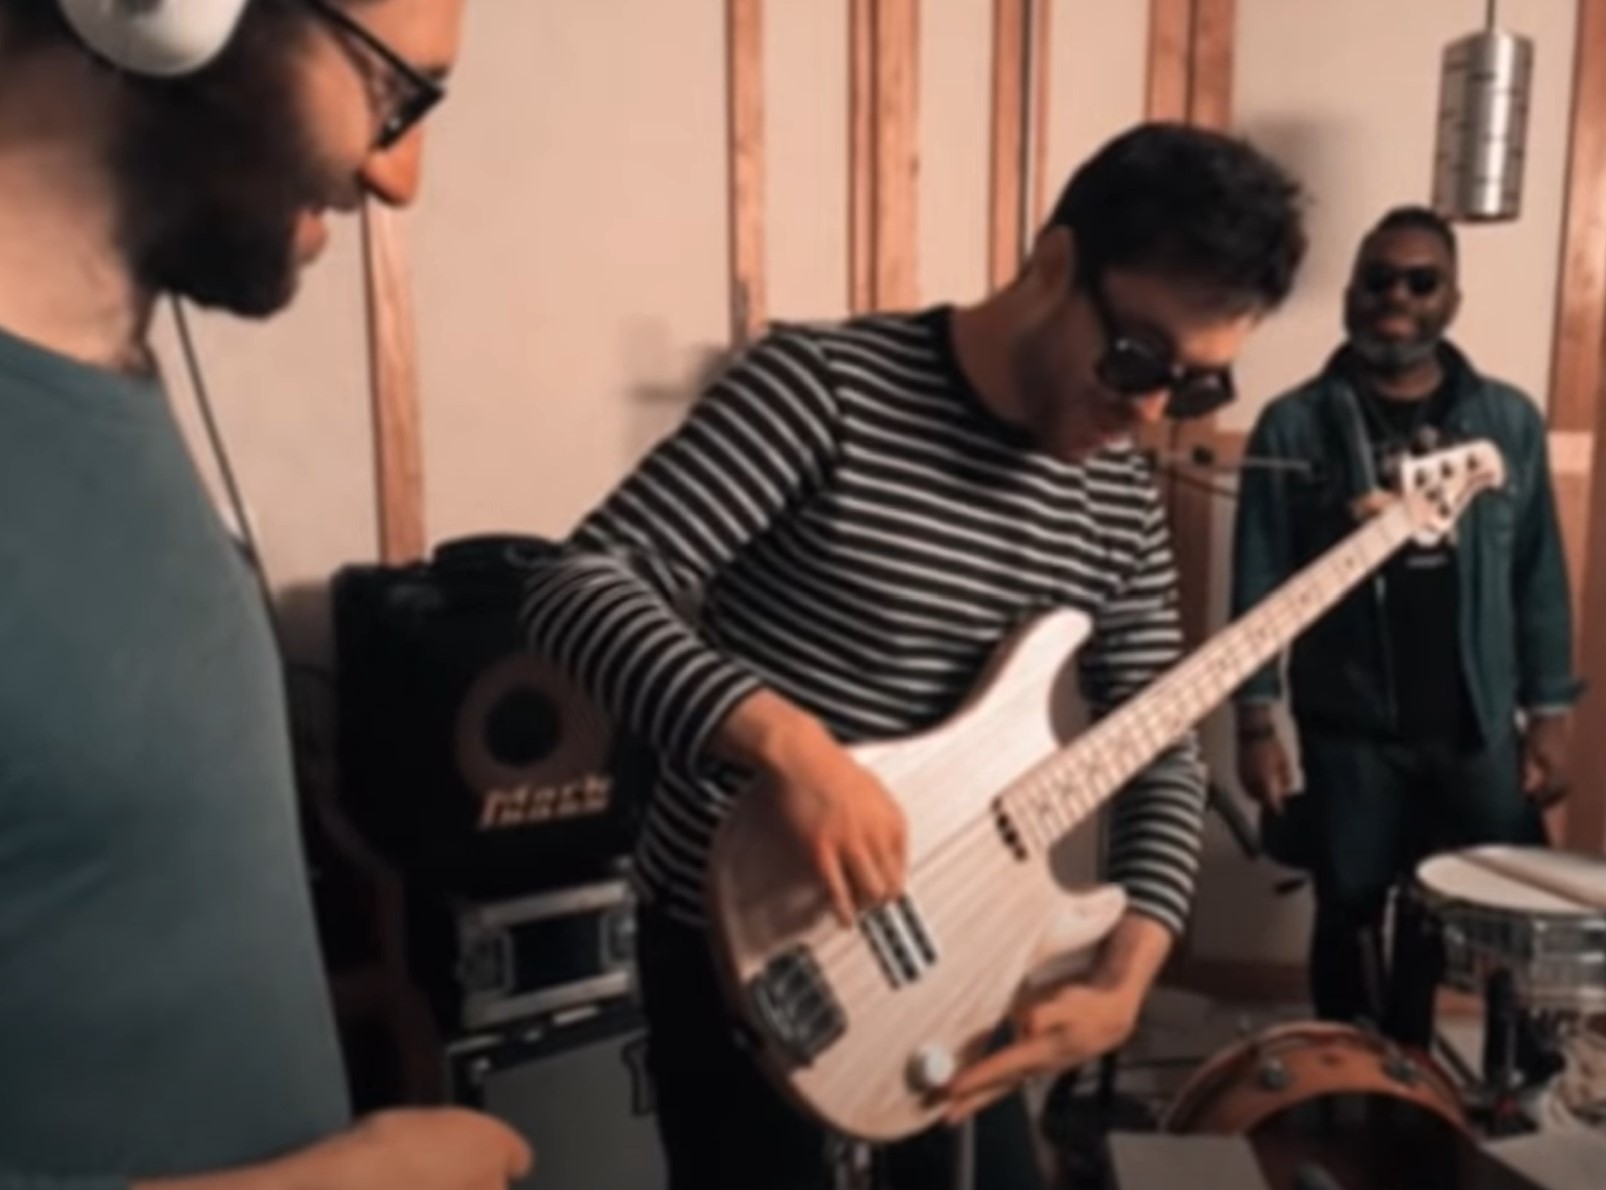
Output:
(706, 440), (1505, 1140)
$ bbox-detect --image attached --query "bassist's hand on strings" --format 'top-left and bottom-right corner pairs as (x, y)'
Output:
(716, 689), (908, 923)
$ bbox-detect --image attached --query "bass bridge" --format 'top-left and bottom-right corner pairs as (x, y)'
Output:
(745, 945), (846, 1067)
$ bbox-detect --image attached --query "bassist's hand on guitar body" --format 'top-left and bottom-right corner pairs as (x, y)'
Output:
(715, 688), (908, 923)
(941, 912), (1170, 1123)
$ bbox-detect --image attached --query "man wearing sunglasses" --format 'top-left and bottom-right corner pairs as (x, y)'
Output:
(521, 122), (1306, 1190)
(1231, 206), (1579, 1041)
(0, 2), (532, 1188)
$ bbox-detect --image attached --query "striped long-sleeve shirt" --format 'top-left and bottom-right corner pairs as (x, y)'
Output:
(520, 307), (1207, 934)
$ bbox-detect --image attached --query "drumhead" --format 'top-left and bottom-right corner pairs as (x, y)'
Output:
(1416, 845), (1606, 915)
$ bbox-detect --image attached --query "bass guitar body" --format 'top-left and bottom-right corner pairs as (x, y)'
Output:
(706, 608), (1126, 1141)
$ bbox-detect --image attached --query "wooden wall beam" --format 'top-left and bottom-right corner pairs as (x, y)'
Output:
(849, 0), (875, 314)
(1188, 0), (1235, 129)
(849, 0), (921, 313)
(874, 0), (920, 309)
(1553, 0), (1606, 855)
(1567, 433), (1606, 856)
(1145, 0), (1192, 124)
(727, 0), (766, 346)
(1028, 0), (1053, 230)
(1144, 0), (1236, 649)
(1548, 0), (1606, 434)
(988, 0), (1027, 292)
(361, 200), (427, 566)
(987, 0), (1054, 291)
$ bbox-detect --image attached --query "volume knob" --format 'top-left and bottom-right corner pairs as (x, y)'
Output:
(907, 1043), (956, 1092)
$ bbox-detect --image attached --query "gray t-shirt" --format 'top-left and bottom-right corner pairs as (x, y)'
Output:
(0, 326), (349, 1188)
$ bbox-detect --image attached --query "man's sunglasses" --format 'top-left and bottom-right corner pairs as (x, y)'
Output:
(298, 0), (446, 151)
(1359, 264), (1445, 299)
(1085, 282), (1236, 421)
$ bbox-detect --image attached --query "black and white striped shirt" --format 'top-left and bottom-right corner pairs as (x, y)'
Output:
(521, 308), (1206, 934)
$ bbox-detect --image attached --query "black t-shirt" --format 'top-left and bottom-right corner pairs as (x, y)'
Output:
(1356, 378), (1478, 746)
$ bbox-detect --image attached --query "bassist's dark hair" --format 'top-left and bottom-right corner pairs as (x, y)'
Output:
(1045, 121), (1308, 316)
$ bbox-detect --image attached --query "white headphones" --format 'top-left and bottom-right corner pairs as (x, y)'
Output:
(56, 0), (252, 77)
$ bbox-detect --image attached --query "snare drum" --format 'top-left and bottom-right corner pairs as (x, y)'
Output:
(1412, 845), (1606, 1011)
(1163, 1022), (1473, 1190)
(1162, 1021), (1468, 1136)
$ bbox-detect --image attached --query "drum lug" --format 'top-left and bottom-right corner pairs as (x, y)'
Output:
(1385, 1057), (1420, 1085)
(1382, 1043), (1421, 1087)
(1351, 1018), (1423, 1086)
(1256, 1057), (1291, 1092)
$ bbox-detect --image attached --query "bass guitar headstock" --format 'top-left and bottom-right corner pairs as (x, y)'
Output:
(1396, 440), (1506, 545)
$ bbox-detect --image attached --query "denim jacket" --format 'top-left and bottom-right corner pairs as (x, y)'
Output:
(1229, 342), (1581, 743)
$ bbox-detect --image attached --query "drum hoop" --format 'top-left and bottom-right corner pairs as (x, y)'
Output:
(1414, 848), (1606, 919)
(1161, 1023), (1468, 1137)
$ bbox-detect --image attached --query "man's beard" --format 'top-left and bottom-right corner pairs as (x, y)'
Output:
(1348, 329), (1441, 374)
(110, 16), (329, 318)
(1345, 294), (1450, 377)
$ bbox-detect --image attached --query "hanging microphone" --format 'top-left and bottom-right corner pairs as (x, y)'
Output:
(1433, 16), (1532, 224)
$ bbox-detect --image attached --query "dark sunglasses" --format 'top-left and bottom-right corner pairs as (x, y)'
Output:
(1360, 264), (1444, 299)
(1084, 281), (1236, 421)
(298, 0), (446, 151)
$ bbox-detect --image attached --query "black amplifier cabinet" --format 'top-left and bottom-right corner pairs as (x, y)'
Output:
(445, 1000), (665, 1190)
(332, 535), (653, 899)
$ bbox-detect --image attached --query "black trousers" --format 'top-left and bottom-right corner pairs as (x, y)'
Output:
(1295, 728), (1547, 1045)
(636, 904), (1047, 1190)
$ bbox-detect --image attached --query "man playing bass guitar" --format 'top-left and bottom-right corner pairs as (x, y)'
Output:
(522, 122), (1308, 1190)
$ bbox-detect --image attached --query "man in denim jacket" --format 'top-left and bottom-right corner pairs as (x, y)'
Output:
(1229, 206), (1580, 1040)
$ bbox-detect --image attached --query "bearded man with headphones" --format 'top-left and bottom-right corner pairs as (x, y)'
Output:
(0, 3), (531, 1187)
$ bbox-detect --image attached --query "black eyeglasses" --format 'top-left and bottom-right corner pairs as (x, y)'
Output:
(1360, 263), (1444, 299)
(1084, 281), (1236, 421)
(298, 0), (446, 151)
